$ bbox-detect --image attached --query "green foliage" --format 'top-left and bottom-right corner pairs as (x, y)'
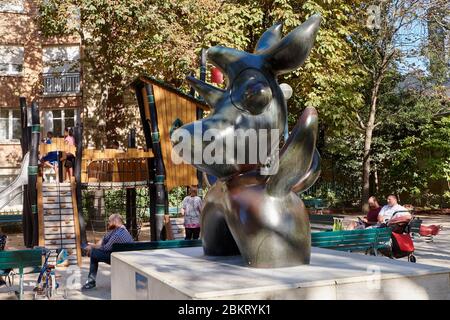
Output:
(38, 0), (449, 209)
(81, 188), (151, 225)
(168, 186), (187, 208)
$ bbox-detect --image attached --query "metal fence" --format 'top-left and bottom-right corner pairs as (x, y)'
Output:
(43, 73), (80, 94)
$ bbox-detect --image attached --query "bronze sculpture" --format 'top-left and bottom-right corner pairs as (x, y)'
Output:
(171, 14), (322, 267)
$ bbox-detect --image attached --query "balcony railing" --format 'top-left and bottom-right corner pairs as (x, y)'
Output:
(43, 72), (81, 94)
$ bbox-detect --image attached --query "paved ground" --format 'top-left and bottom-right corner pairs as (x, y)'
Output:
(1, 214), (449, 300)
(407, 214), (450, 268)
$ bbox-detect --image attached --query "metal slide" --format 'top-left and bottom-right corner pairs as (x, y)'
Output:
(0, 152), (29, 211)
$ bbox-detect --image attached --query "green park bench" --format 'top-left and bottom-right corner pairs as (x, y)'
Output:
(409, 217), (422, 234)
(408, 217), (435, 242)
(112, 239), (203, 252)
(311, 227), (392, 255)
(0, 214), (22, 225)
(303, 198), (328, 214)
(309, 214), (345, 231)
(168, 207), (180, 216)
(0, 249), (42, 300)
(113, 228), (392, 257)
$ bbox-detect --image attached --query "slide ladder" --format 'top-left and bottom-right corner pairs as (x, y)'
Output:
(38, 178), (82, 267)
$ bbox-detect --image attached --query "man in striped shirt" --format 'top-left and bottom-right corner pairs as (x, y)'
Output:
(82, 214), (134, 290)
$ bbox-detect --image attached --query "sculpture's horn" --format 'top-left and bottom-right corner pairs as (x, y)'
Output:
(254, 22), (283, 53)
(206, 46), (248, 81)
(186, 76), (224, 108)
(264, 14), (321, 75)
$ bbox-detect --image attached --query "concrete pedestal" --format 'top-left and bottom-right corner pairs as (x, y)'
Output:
(111, 247), (450, 300)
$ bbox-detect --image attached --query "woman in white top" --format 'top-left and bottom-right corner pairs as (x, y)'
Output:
(181, 186), (202, 240)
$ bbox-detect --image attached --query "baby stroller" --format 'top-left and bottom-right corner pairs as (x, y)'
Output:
(413, 221), (442, 243)
(380, 211), (417, 263)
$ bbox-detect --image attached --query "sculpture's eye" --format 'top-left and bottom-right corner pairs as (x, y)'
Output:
(231, 69), (272, 115)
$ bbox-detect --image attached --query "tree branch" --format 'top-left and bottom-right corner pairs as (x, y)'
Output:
(355, 112), (367, 130)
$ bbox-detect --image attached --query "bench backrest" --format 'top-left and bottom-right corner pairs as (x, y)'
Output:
(112, 228), (392, 253)
(0, 249), (42, 272)
(309, 214), (345, 225)
(0, 215), (23, 224)
(303, 198), (327, 208)
(311, 228), (392, 251)
(112, 239), (203, 252)
(409, 218), (422, 233)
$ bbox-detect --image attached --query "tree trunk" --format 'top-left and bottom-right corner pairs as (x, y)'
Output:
(362, 81), (381, 213)
(374, 169), (379, 193)
(362, 126), (373, 213)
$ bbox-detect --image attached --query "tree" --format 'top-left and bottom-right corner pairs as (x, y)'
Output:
(346, 0), (449, 212)
(38, 0), (225, 145)
(38, 0), (449, 209)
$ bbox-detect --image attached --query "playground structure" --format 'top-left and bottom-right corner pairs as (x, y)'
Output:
(0, 74), (209, 266)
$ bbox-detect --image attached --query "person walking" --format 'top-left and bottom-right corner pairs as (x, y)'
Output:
(181, 186), (202, 240)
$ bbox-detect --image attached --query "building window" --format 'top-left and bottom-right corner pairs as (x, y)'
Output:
(42, 45), (80, 94)
(0, 109), (21, 142)
(0, 0), (24, 13)
(0, 46), (24, 76)
(43, 109), (77, 137)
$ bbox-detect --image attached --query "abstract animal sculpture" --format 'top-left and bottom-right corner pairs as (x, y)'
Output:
(172, 14), (322, 267)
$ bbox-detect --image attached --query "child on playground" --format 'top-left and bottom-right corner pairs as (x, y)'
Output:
(64, 127), (75, 146)
(43, 131), (53, 144)
(39, 150), (59, 181)
(61, 128), (76, 182)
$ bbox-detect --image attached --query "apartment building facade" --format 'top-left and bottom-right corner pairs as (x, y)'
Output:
(0, 0), (82, 210)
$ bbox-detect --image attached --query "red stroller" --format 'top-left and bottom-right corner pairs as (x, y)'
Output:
(380, 212), (417, 263)
(413, 221), (442, 242)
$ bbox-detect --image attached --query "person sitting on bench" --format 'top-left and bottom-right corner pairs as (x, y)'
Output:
(378, 194), (411, 224)
(82, 214), (133, 290)
(362, 196), (381, 227)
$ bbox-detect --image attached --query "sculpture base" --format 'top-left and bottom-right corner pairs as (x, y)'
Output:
(111, 247), (450, 300)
